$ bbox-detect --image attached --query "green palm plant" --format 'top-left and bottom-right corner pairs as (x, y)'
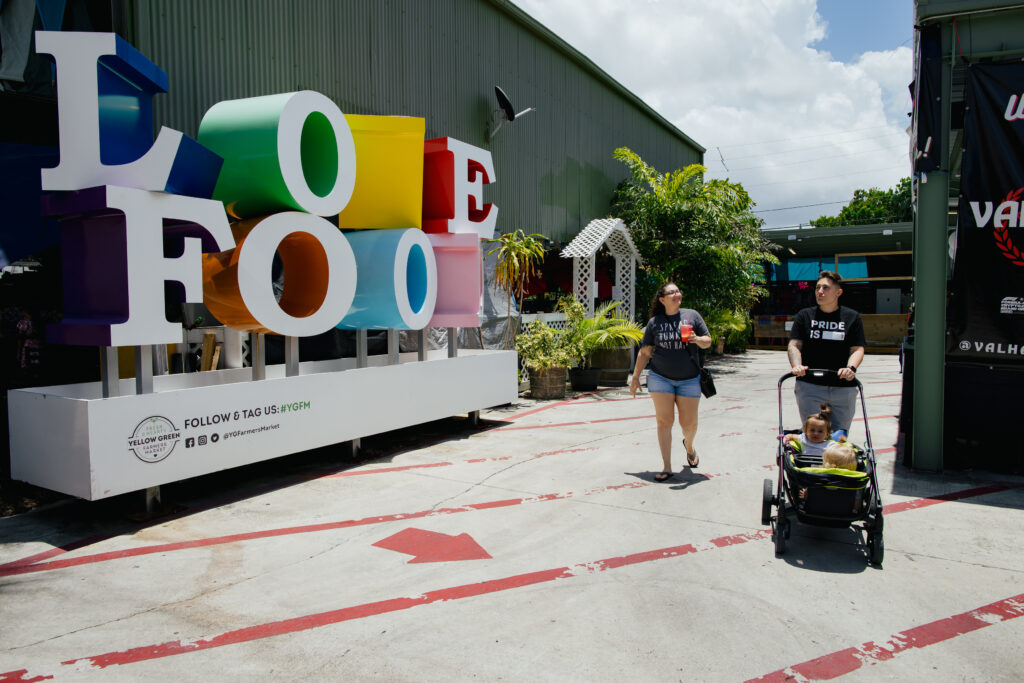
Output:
(704, 308), (749, 353)
(486, 229), (547, 349)
(557, 297), (643, 368)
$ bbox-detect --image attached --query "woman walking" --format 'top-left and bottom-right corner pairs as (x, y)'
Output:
(629, 282), (712, 481)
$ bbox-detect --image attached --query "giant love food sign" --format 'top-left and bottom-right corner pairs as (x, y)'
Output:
(38, 31), (497, 347)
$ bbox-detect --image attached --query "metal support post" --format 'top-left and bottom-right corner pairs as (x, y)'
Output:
(284, 336), (300, 377)
(144, 485), (161, 515)
(447, 327), (457, 358)
(101, 346), (120, 398)
(252, 333), (266, 381)
(356, 330), (368, 368)
(911, 171), (948, 471)
(387, 329), (399, 365)
(417, 329), (427, 361)
(152, 344), (169, 376)
(134, 345), (154, 394)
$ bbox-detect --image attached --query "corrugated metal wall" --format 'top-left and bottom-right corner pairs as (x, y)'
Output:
(127, 0), (703, 243)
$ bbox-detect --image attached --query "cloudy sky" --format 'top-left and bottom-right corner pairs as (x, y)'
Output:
(513, 0), (914, 230)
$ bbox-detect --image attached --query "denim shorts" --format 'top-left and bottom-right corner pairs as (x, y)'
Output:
(646, 370), (701, 398)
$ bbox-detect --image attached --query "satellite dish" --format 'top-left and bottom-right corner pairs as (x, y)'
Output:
(495, 86), (516, 122)
(489, 86), (536, 140)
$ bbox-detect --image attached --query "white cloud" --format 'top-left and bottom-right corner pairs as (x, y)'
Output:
(514, 0), (913, 228)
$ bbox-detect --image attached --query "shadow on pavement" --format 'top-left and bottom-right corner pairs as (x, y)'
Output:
(0, 414), (489, 553)
(776, 526), (874, 574)
(623, 469), (711, 488)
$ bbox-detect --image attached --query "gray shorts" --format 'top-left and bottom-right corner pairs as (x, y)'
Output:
(794, 380), (858, 431)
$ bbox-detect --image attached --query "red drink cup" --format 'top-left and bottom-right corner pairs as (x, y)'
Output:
(680, 322), (693, 342)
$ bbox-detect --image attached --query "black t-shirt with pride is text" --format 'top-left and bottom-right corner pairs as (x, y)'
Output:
(789, 305), (866, 386)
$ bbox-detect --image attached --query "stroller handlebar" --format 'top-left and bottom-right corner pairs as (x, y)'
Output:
(777, 368), (862, 389)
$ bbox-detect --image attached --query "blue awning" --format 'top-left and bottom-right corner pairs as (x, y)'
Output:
(771, 257), (868, 282)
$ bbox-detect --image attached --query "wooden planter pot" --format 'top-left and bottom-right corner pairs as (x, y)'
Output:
(529, 366), (567, 399)
(588, 347), (633, 386)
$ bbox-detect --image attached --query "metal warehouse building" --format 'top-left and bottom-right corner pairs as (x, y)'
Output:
(0, 0), (704, 471)
(123, 0), (704, 244)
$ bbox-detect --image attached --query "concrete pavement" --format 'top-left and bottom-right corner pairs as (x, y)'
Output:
(2, 350), (1023, 681)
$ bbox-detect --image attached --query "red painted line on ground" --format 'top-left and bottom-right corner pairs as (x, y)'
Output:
(882, 484), (1018, 515)
(503, 389), (616, 420)
(746, 592), (1024, 682)
(0, 464), (775, 578)
(56, 528), (772, 672)
(0, 535), (110, 574)
(569, 395), (651, 405)
(853, 414), (897, 422)
(0, 670), (52, 682)
(324, 461), (456, 477)
(322, 446), (596, 478)
(876, 447), (895, 454)
(493, 414), (654, 431)
(0, 447), (593, 571)
(866, 393), (902, 399)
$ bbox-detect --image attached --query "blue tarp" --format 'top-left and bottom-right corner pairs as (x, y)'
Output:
(771, 257), (868, 282)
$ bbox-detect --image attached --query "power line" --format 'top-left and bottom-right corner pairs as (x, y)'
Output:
(764, 214), (908, 230)
(753, 200), (851, 213)
(744, 164), (908, 189)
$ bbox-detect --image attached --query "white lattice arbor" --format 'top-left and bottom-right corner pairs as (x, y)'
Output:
(559, 218), (641, 319)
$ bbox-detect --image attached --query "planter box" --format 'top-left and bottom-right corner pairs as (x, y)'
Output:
(529, 366), (567, 399)
(589, 347), (633, 386)
(8, 349), (517, 500)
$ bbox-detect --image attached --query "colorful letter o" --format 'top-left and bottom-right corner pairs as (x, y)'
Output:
(337, 229), (437, 330)
(203, 212), (356, 336)
(198, 91), (356, 219)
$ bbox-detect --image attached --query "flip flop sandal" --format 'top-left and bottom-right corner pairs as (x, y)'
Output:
(654, 471), (672, 482)
(683, 438), (699, 468)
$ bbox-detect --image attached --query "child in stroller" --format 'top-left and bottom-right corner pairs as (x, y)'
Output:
(764, 370), (883, 565)
(783, 403), (843, 464)
(798, 441), (859, 500)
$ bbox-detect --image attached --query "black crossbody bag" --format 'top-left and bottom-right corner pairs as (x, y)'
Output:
(685, 344), (716, 398)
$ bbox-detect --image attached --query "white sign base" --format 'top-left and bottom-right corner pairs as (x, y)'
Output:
(8, 349), (517, 500)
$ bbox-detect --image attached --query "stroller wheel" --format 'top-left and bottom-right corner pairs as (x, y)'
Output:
(761, 479), (773, 525)
(774, 519), (788, 555)
(868, 531), (884, 566)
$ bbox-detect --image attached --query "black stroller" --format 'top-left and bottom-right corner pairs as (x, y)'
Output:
(761, 370), (884, 565)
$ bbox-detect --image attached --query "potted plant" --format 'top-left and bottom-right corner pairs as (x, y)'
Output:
(558, 297), (643, 391)
(515, 319), (576, 399)
(486, 229), (547, 349)
(705, 309), (748, 355)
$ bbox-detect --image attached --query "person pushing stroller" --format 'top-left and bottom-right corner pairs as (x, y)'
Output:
(787, 270), (866, 436)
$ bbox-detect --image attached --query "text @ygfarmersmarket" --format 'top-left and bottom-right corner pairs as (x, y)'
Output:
(180, 401), (311, 446)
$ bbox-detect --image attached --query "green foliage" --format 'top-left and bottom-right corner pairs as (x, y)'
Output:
(486, 229), (547, 348)
(610, 147), (779, 320)
(812, 177), (912, 227)
(557, 297), (644, 367)
(704, 308), (750, 353)
(514, 320), (576, 371)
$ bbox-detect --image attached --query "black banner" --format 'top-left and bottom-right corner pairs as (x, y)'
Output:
(913, 25), (942, 173)
(949, 62), (1024, 362)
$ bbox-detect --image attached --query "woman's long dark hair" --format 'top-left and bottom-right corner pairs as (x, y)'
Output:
(648, 282), (679, 319)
